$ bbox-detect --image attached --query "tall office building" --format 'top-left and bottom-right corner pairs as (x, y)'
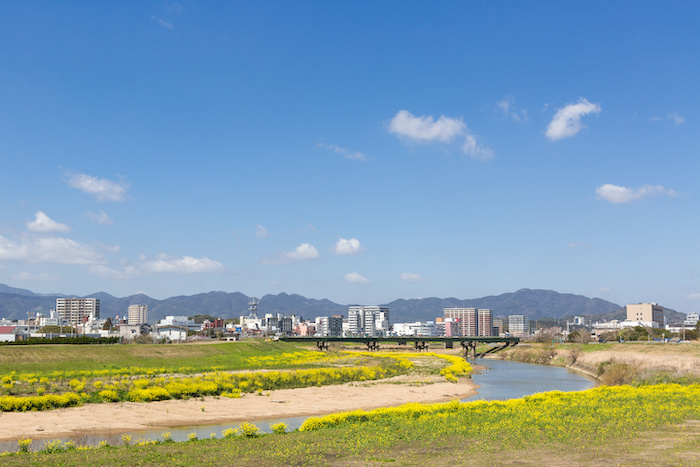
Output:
(348, 306), (390, 336)
(56, 298), (100, 326)
(444, 308), (478, 336)
(128, 304), (148, 325)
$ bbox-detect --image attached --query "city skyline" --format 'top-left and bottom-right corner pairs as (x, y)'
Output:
(1, 2), (699, 313)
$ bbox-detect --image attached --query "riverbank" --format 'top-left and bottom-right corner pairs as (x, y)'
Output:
(0, 373), (477, 442)
(493, 342), (700, 384)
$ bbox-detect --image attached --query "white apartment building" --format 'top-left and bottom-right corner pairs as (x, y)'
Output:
(393, 321), (443, 337)
(55, 298), (100, 326)
(316, 315), (344, 337)
(348, 306), (390, 337)
(508, 314), (529, 337)
(128, 304), (148, 325)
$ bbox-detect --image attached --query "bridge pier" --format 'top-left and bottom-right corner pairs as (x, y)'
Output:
(366, 341), (380, 352)
(460, 341), (477, 358)
(444, 341), (453, 349)
(316, 341), (329, 351)
(414, 341), (429, 352)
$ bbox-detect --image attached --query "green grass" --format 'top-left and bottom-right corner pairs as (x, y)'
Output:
(3, 384), (700, 466)
(0, 341), (309, 376)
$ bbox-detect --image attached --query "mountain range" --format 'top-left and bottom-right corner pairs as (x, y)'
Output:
(0, 283), (652, 324)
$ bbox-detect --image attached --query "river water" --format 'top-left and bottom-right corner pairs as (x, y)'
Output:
(0, 358), (594, 452)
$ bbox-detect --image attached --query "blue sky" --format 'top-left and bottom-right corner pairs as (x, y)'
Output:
(1, 1), (699, 313)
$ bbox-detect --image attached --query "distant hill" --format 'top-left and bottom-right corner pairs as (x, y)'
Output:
(0, 283), (662, 324)
(384, 289), (621, 322)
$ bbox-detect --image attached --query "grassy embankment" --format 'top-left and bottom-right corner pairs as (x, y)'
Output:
(495, 341), (700, 385)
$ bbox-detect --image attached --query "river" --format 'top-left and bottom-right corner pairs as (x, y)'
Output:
(0, 358), (594, 452)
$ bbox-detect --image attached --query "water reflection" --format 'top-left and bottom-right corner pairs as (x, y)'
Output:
(464, 357), (594, 401)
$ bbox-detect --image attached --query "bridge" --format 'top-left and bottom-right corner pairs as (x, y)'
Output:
(278, 336), (519, 358)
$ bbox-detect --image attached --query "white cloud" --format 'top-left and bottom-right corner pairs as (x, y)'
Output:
(12, 271), (60, 281)
(668, 111), (685, 124)
(27, 211), (71, 233)
(545, 98), (601, 141)
(317, 143), (366, 161)
(0, 235), (106, 265)
(388, 110), (466, 143)
(650, 111), (685, 124)
(264, 243), (320, 264)
(388, 110), (493, 159)
(687, 293), (700, 301)
(64, 171), (130, 202)
(137, 254), (225, 273)
(255, 225), (270, 238)
(334, 238), (361, 255)
(84, 210), (114, 225)
(151, 16), (173, 29)
(463, 135), (494, 161)
(595, 184), (678, 204)
(283, 243), (319, 261)
(400, 272), (427, 283)
(345, 272), (370, 284)
(496, 96), (528, 122)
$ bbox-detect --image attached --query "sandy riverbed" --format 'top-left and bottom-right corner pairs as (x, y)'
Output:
(0, 375), (477, 442)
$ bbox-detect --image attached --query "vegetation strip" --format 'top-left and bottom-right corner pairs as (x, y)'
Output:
(2, 384), (700, 465)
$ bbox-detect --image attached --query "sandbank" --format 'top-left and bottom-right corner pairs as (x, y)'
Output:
(0, 375), (477, 442)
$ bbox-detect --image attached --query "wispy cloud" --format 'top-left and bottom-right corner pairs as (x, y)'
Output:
(334, 238), (361, 255)
(650, 111), (685, 124)
(317, 143), (366, 161)
(64, 171), (130, 202)
(263, 243), (320, 264)
(345, 272), (370, 284)
(0, 235), (107, 265)
(84, 210), (114, 225)
(687, 292), (700, 301)
(595, 183), (678, 204)
(137, 254), (225, 273)
(255, 225), (270, 238)
(387, 110), (493, 160)
(12, 271), (60, 281)
(545, 98), (601, 141)
(151, 15), (173, 29)
(400, 272), (427, 283)
(27, 211), (71, 233)
(496, 96), (528, 122)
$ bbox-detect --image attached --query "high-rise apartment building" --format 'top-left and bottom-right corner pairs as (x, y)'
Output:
(56, 298), (100, 326)
(128, 304), (148, 325)
(444, 308), (494, 337)
(317, 315), (344, 337)
(348, 306), (390, 336)
(508, 314), (529, 337)
(444, 308), (477, 336)
(626, 303), (664, 327)
(477, 308), (493, 337)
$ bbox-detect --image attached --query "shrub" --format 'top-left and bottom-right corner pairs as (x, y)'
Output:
(17, 438), (32, 453)
(237, 422), (261, 438)
(270, 422), (287, 435)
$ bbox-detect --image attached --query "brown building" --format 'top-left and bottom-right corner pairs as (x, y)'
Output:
(626, 303), (664, 327)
